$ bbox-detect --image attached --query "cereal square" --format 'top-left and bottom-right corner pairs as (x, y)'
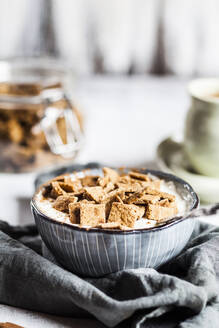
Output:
(129, 171), (150, 182)
(69, 203), (81, 224)
(84, 186), (106, 203)
(50, 181), (66, 198)
(103, 167), (119, 183)
(144, 187), (176, 202)
(80, 203), (106, 226)
(146, 204), (178, 221)
(81, 176), (98, 187)
(108, 203), (145, 228)
(99, 222), (121, 229)
(53, 195), (78, 213)
(126, 192), (160, 205)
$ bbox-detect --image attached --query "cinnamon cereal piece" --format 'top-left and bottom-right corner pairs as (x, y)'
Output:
(116, 182), (142, 193)
(103, 167), (119, 183)
(98, 222), (121, 229)
(104, 181), (115, 193)
(80, 203), (105, 226)
(128, 171), (150, 182)
(81, 176), (98, 187)
(114, 194), (123, 203)
(84, 186), (106, 203)
(126, 192), (160, 205)
(80, 199), (95, 204)
(159, 199), (170, 207)
(108, 203), (145, 228)
(97, 176), (109, 188)
(117, 177), (160, 192)
(117, 180), (152, 193)
(64, 178), (82, 192)
(158, 199), (178, 209)
(143, 187), (176, 202)
(105, 189), (124, 200)
(120, 225), (132, 230)
(69, 203), (81, 224)
(53, 195), (78, 213)
(42, 183), (52, 198)
(146, 204), (178, 222)
(52, 175), (65, 182)
(118, 175), (131, 184)
(58, 182), (76, 193)
(103, 189), (125, 217)
(50, 182), (66, 198)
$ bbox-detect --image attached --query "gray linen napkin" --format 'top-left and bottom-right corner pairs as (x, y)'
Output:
(0, 218), (219, 328)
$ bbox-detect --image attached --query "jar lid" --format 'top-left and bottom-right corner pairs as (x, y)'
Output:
(0, 81), (65, 105)
(0, 57), (72, 104)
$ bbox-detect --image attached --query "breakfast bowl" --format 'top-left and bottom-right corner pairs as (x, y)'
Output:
(31, 164), (199, 277)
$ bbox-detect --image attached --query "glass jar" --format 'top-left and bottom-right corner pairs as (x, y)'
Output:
(0, 58), (83, 173)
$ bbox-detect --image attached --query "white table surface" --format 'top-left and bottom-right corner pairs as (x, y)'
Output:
(0, 75), (218, 327)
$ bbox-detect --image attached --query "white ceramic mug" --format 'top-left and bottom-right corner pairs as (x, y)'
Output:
(184, 78), (219, 177)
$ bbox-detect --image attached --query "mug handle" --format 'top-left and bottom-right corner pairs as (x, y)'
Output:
(40, 94), (83, 158)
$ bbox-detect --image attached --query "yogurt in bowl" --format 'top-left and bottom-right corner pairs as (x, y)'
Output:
(31, 166), (198, 277)
(35, 167), (189, 231)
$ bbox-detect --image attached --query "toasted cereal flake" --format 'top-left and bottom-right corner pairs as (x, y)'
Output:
(103, 167), (119, 183)
(108, 203), (145, 228)
(69, 203), (81, 224)
(146, 204), (178, 221)
(114, 194), (124, 203)
(116, 182), (143, 193)
(99, 222), (121, 229)
(144, 187), (176, 202)
(126, 192), (160, 205)
(80, 199), (95, 204)
(129, 171), (150, 182)
(84, 186), (106, 203)
(159, 199), (172, 207)
(81, 176), (98, 187)
(80, 203), (105, 226)
(97, 176), (109, 188)
(104, 181), (115, 193)
(103, 189), (125, 217)
(50, 181), (66, 198)
(53, 195), (78, 213)
(52, 175), (65, 182)
(64, 178), (83, 192)
(58, 182), (77, 193)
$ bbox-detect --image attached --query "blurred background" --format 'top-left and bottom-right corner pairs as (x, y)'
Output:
(1, 0), (219, 75)
(0, 0), (219, 224)
(1, 3), (219, 324)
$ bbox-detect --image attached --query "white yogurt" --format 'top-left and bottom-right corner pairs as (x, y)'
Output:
(35, 177), (188, 230)
(160, 180), (187, 216)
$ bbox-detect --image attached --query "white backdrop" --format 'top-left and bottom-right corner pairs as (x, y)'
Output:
(0, 0), (219, 75)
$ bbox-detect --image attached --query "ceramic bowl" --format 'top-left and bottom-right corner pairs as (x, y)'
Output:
(31, 164), (199, 277)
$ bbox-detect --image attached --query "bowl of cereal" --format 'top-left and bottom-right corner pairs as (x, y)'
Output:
(31, 164), (199, 277)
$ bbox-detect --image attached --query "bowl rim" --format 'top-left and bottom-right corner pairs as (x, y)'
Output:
(31, 168), (199, 235)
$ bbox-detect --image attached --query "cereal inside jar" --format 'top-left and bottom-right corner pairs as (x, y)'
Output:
(0, 80), (83, 173)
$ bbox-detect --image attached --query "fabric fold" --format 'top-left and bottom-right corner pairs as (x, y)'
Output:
(0, 220), (219, 327)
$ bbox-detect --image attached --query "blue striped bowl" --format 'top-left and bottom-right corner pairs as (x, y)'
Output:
(31, 168), (199, 277)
